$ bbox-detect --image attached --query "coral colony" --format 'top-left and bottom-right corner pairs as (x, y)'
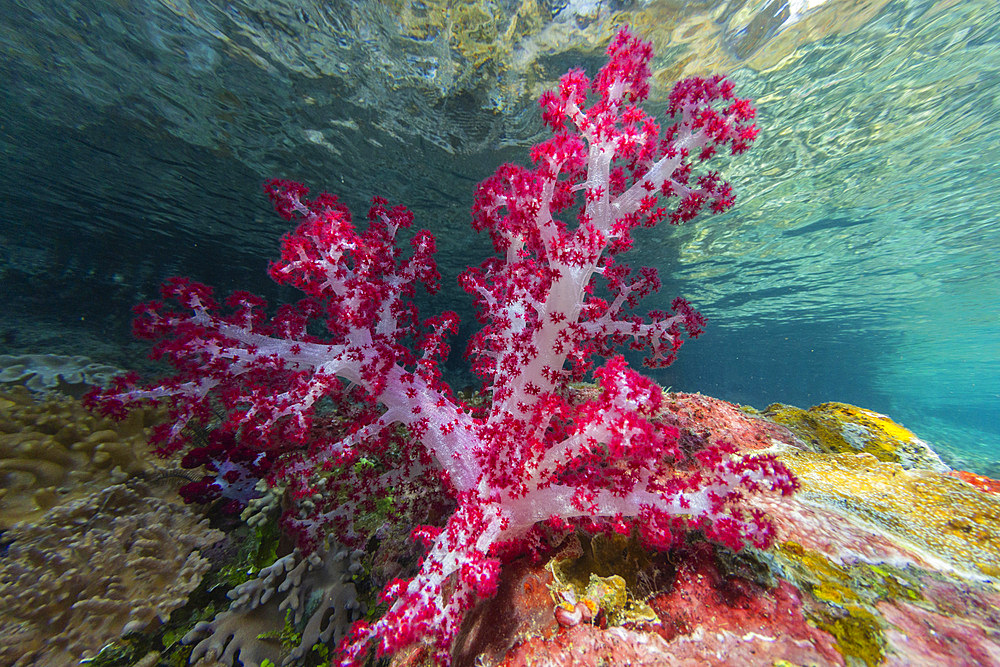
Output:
(90, 27), (797, 665)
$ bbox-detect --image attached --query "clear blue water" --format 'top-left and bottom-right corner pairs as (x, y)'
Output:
(0, 0), (997, 473)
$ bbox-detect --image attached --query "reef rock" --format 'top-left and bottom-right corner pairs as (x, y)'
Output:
(439, 396), (1000, 667)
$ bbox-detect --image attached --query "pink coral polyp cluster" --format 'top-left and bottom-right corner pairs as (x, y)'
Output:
(88, 27), (796, 665)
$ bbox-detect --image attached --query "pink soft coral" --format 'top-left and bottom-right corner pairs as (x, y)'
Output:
(89, 27), (794, 665)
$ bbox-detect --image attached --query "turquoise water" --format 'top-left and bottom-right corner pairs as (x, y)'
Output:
(0, 0), (997, 473)
(653, 0), (1000, 473)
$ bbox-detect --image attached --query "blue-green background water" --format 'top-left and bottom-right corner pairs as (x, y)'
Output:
(1, 0), (997, 473)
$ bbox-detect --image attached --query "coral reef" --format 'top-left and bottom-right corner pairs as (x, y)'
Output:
(780, 450), (1000, 578)
(184, 542), (365, 667)
(53, 15), (995, 664)
(0, 386), (165, 528)
(88, 27), (791, 665)
(765, 402), (948, 470)
(5, 384), (990, 666)
(0, 353), (122, 395)
(0, 482), (223, 666)
(438, 398), (1000, 667)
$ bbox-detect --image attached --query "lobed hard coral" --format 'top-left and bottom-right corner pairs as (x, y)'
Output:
(0, 482), (223, 666)
(0, 386), (165, 528)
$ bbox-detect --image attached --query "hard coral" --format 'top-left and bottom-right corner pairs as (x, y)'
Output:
(89, 27), (793, 664)
(184, 543), (364, 667)
(0, 482), (223, 666)
(0, 386), (164, 528)
(0, 353), (122, 396)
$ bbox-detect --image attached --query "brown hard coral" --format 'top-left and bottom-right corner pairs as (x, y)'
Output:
(0, 482), (224, 666)
(0, 386), (165, 527)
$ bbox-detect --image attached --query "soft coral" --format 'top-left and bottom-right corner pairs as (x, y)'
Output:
(89, 26), (793, 666)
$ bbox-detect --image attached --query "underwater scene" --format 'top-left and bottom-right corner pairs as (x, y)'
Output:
(1, 0), (999, 666)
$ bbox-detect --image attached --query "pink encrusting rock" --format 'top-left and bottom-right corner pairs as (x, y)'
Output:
(439, 396), (1000, 667)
